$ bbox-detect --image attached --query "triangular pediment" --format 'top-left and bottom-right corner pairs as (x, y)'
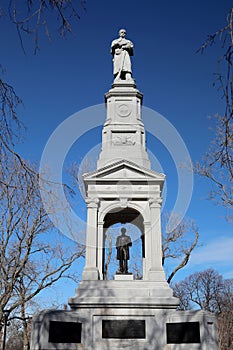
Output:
(83, 160), (165, 182)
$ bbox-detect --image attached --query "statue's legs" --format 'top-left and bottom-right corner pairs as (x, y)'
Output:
(114, 72), (132, 81)
(122, 259), (128, 274)
(118, 259), (128, 273)
(119, 259), (123, 273)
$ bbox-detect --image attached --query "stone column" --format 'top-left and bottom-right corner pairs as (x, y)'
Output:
(148, 198), (166, 281)
(97, 221), (104, 280)
(82, 198), (99, 280)
(143, 221), (151, 280)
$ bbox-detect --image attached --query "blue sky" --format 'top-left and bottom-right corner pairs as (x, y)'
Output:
(1, 1), (233, 304)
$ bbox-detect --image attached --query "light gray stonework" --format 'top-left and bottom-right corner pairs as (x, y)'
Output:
(30, 32), (219, 350)
(31, 308), (218, 350)
(81, 158), (169, 285)
(97, 81), (150, 169)
(114, 274), (133, 280)
(68, 280), (178, 309)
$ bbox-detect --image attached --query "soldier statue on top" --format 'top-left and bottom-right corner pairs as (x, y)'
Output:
(111, 29), (134, 81)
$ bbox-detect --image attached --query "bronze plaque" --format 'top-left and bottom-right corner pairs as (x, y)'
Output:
(166, 322), (200, 344)
(102, 320), (146, 339)
(48, 321), (82, 343)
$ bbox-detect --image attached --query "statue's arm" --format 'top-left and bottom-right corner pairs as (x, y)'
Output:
(111, 39), (120, 55)
(127, 238), (132, 247)
(122, 40), (134, 56)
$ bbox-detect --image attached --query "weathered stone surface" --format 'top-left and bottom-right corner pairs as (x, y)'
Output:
(30, 309), (219, 350)
(98, 82), (150, 169)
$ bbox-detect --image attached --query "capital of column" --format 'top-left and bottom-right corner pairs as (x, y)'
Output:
(149, 197), (162, 208)
(86, 197), (99, 208)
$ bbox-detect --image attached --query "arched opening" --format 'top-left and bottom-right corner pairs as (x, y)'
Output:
(102, 207), (144, 280)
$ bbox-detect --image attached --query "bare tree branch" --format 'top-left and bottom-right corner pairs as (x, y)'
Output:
(162, 213), (199, 284)
(196, 7), (233, 219)
(4, 0), (86, 53)
(103, 229), (112, 280)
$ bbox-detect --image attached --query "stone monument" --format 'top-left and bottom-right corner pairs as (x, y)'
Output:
(30, 30), (219, 350)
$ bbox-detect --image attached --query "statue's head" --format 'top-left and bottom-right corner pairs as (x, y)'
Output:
(121, 227), (126, 235)
(119, 29), (126, 38)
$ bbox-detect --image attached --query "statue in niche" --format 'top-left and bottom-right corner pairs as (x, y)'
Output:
(111, 29), (134, 81)
(116, 228), (132, 273)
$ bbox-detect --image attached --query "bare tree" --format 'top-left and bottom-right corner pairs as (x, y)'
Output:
(103, 229), (113, 280)
(4, 319), (24, 350)
(172, 269), (233, 350)
(196, 7), (233, 220)
(0, 1), (87, 187)
(0, 154), (84, 337)
(162, 213), (199, 284)
(217, 278), (233, 350)
(173, 269), (224, 312)
(0, 3), (87, 347)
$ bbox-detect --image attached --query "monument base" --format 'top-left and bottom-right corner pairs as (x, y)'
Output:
(68, 280), (179, 309)
(30, 308), (219, 350)
(30, 280), (219, 350)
